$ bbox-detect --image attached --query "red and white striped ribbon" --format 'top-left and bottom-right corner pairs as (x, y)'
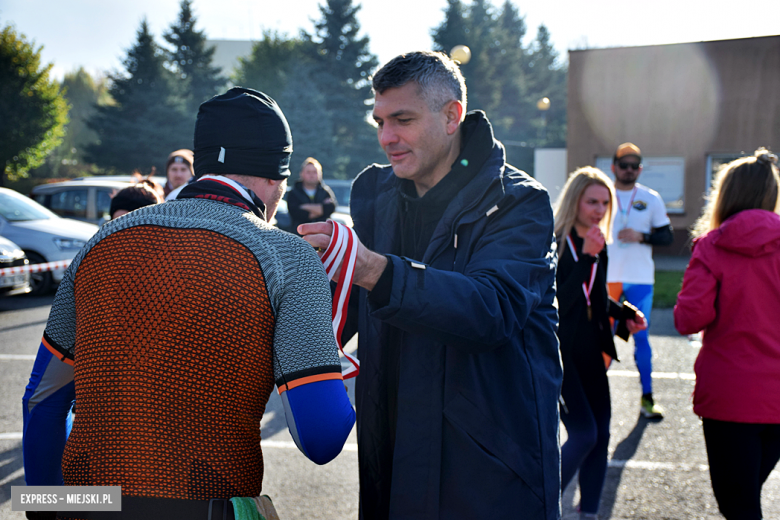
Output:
(0, 259), (71, 277)
(320, 220), (360, 379)
(566, 234), (597, 308)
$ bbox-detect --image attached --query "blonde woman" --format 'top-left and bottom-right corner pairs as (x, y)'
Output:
(674, 148), (780, 520)
(554, 167), (647, 519)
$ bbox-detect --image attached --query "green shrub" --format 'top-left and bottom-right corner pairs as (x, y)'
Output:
(654, 271), (684, 308)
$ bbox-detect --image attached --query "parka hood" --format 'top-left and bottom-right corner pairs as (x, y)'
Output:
(711, 209), (780, 256)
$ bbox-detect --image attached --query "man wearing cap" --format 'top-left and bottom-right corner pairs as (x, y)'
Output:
(22, 87), (355, 519)
(607, 142), (674, 419)
(163, 148), (195, 200)
(300, 51), (560, 519)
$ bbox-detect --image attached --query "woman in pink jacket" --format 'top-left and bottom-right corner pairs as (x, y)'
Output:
(674, 148), (780, 520)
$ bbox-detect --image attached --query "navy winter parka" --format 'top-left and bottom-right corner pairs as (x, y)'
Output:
(347, 118), (562, 520)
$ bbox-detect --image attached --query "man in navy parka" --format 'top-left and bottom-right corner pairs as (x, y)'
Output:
(300, 51), (562, 520)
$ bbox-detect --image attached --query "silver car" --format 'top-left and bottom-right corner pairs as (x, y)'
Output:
(0, 187), (98, 294)
(30, 177), (165, 225)
(0, 235), (31, 297)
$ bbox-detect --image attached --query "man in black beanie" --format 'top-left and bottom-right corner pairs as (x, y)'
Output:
(22, 87), (355, 519)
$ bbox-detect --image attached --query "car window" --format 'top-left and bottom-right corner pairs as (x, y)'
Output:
(50, 189), (89, 219)
(31, 193), (50, 207)
(0, 189), (58, 221)
(326, 181), (352, 207)
(96, 189), (117, 221)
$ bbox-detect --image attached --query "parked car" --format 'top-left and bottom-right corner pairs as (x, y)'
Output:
(0, 235), (31, 297)
(273, 179), (353, 233)
(325, 179), (353, 214)
(0, 187), (98, 294)
(326, 179), (353, 228)
(30, 176), (165, 225)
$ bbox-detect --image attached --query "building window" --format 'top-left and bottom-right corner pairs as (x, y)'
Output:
(706, 153), (749, 193)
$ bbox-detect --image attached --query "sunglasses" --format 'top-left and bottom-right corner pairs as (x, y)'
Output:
(618, 162), (641, 171)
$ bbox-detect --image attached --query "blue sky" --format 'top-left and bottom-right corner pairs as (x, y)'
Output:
(2, 0), (779, 80)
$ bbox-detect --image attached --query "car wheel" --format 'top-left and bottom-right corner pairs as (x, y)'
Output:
(24, 251), (52, 295)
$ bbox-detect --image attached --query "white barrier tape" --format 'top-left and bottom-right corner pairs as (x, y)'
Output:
(321, 220), (360, 379)
(0, 259), (71, 276)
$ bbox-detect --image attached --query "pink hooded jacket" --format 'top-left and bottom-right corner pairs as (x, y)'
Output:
(675, 209), (780, 423)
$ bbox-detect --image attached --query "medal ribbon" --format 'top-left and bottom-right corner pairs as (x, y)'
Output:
(616, 186), (638, 227)
(320, 220), (360, 379)
(566, 234), (598, 311)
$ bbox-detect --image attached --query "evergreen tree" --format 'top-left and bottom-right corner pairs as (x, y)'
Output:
(433, 0), (500, 116)
(431, 3), (567, 172)
(430, 0), (469, 58)
(305, 0), (382, 178)
(234, 32), (339, 175)
(526, 24), (567, 147)
(462, 0), (501, 116)
(0, 23), (68, 186)
(27, 68), (109, 182)
(492, 1), (533, 167)
(87, 20), (191, 174)
(234, 31), (311, 97)
(282, 65), (340, 178)
(164, 0), (225, 118)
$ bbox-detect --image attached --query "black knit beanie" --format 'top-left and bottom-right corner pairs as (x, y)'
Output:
(193, 87), (292, 179)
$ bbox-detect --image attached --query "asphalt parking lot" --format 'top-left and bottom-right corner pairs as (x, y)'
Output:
(1, 296), (777, 519)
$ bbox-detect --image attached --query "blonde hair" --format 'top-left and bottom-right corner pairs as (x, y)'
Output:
(692, 148), (780, 238)
(553, 166), (616, 243)
(300, 157), (323, 175)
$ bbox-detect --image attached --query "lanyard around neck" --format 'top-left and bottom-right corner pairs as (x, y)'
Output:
(566, 234), (598, 318)
(616, 186), (638, 225)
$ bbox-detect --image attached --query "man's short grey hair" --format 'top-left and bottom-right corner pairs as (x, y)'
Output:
(371, 51), (467, 114)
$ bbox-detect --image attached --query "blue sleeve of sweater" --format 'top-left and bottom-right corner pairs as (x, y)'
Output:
(279, 379), (355, 465)
(22, 344), (75, 485)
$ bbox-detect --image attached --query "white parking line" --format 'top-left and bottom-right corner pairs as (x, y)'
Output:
(262, 439), (358, 451)
(2, 433), (777, 480)
(609, 459), (708, 471)
(608, 370), (696, 380)
(608, 459), (779, 479)
(0, 354), (36, 361)
(0, 467), (24, 487)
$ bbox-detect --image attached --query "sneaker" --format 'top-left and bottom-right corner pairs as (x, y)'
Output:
(641, 394), (664, 419)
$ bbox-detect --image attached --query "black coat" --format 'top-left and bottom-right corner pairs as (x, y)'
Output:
(285, 181), (337, 230)
(556, 230), (621, 363)
(346, 112), (562, 519)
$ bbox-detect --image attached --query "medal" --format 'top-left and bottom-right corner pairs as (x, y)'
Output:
(321, 220), (360, 379)
(566, 234), (598, 322)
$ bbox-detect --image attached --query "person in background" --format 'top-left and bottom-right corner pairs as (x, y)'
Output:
(285, 157), (337, 233)
(554, 167), (647, 520)
(163, 148), (194, 200)
(300, 51), (561, 520)
(109, 182), (163, 220)
(674, 148), (780, 520)
(22, 87), (355, 520)
(139, 175), (165, 201)
(606, 142), (673, 419)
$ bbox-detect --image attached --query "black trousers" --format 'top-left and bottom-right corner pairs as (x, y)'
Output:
(702, 418), (780, 520)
